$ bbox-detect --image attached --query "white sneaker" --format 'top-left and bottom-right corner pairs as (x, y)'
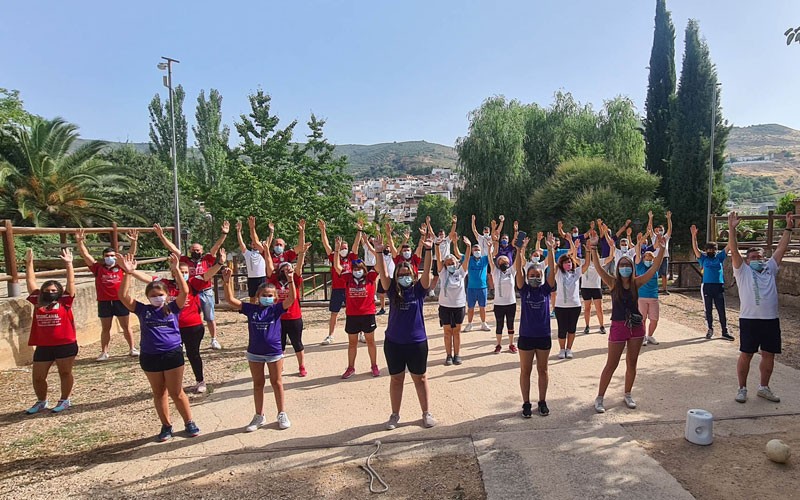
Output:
(557, 349), (566, 359)
(463, 323), (473, 332)
(96, 352), (109, 362)
(321, 335), (334, 345)
(594, 396), (606, 413)
(422, 412), (437, 428)
(624, 394), (637, 409)
(358, 332), (366, 343)
(642, 336), (648, 346)
(480, 322), (491, 332)
(210, 338), (222, 350)
(565, 349), (573, 359)
(757, 385), (780, 403)
(129, 348), (140, 357)
(194, 381), (207, 394)
(646, 336), (659, 345)
(735, 387), (747, 403)
(245, 414), (266, 432)
(277, 411), (291, 429)
(386, 413), (400, 430)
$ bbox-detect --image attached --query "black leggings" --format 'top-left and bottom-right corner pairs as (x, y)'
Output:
(702, 283), (728, 333)
(281, 318), (305, 353)
(180, 324), (205, 382)
(494, 303), (517, 335)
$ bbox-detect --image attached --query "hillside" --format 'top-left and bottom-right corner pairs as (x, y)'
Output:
(75, 138), (459, 178)
(727, 124), (800, 157)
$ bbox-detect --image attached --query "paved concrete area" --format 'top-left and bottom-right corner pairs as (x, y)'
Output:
(39, 311), (800, 498)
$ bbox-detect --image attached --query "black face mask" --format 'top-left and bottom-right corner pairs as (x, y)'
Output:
(706, 250), (716, 257)
(41, 291), (60, 303)
(190, 251), (202, 260)
(498, 263), (509, 272)
(383, 250), (390, 256)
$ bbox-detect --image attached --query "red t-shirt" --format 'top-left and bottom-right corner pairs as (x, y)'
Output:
(342, 270), (378, 316)
(180, 254), (216, 290)
(269, 274), (303, 320)
(155, 277), (204, 328)
(393, 253), (421, 274)
(27, 294), (77, 346)
(89, 262), (123, 301)
(329, 252), (359, 289)
(270, 249), (298, 267)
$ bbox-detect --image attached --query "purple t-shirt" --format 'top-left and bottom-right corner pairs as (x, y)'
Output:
(135, 301), (182, 355)
(385, 280), (428, 344)
(600, 235), (618, 258)
(496, 243), (516, 264)
(518, 282), (553, 338)
(240, 302), (285, 357)
(571, 234), (586, 258)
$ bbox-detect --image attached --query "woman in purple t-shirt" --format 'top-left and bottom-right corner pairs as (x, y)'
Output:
(222, 266), (296, 433)
(118, 254), (200, 442)
(374, 231), (437, 431)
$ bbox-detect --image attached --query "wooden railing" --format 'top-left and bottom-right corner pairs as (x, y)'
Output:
(0, 221), (176, 297)
(711, 210), (800, 256)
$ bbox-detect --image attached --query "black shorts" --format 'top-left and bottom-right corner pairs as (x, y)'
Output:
(518, 336), (552, 351)
(581, 288), (602, 301)
(438, 305), (466, 328)
(139, 347), (185, 373)
(432, 263), (439, 277)
(554, 306), (581, 338)
(377, 281), (387, 294)
(345, 314), (377, 334)
(33, 342), (79, 362)
(97, 300), (130, 318)
(739, 318), (781, 354)
(384, 339), (428, 375)
(247, 276), (266, 298)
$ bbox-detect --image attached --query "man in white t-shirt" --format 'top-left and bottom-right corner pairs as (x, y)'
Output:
(728, 211), (794, 405)
(649, 210), (673, 294)
(237, 219), (267, 304)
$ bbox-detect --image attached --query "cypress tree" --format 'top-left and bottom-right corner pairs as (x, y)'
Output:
(644, 0), (676, 197)
(668, 19), (730, 242)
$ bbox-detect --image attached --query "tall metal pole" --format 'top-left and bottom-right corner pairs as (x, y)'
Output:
(706, 83), (717, 243)
(162, 56), (182, 254)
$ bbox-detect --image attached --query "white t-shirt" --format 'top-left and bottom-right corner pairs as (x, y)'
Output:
(733, 258), (779, 320)
(434, 238), (451, 262)
(555, 267), (583, 308)
(438, 267), (467, 308)
(362, 242), (377, 267)
(492, 267), (517, 306)
(478, 234), (493, 256)
(382, 253), (396, 280)
(580, 259), (602, 289)
(243, 249), (266, 278)
(614, 248), (636, 266)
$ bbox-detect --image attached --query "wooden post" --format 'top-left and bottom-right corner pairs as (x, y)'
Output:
(172, 227), (179, 255)
(2, 220), (20, 297)
(111, 222), (119, 252)
(766, 210), (775, 257)
(711, 216), (718, 245)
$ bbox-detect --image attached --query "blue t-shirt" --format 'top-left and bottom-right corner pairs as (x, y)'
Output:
(385, 280), (428, 344)
(135, 301), (182, 355)
(240, 302), (286, 357)
(518, 282), (553, 338)
(542, 249), (568, 277)
(467, 255), (489, 289)
(698, 252), (726, 284)
(636, 262), (659, 299)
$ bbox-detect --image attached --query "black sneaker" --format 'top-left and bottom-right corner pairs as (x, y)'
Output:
(157, 424), (173, 442)
(721, 333), (735, 341)
(452, 355), (462, 365)
(377, 308), (386, 315)
(444, 355), (453, 366)
(599, 326), (607, 335)
(583, 326), (590, 335)
(705, 329), (713, 339)
(522, 402), (532, 419)
(537, 401), (550, 416)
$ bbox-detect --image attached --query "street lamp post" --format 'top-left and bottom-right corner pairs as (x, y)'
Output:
(157, 56), (182, 254)
(706, 82), (720, 243)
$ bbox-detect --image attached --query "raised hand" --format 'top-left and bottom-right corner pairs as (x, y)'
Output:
(625, 219), (632, 226)
(356, 220), (364, 231)
(25, 248), (34, 266)
(218, 247), (227, 264)
(513, 220), (519, 232)
(471, 214), (476, 223)
(59, 247), (74, 264)
(648, 210), (653, 218)
(298, 219), (306, 231)
(452, 215), (457, 223)
(786, 212), (795, 229)
(75, 228), (86, 242)
(690, 225), (698, 237)
(728, 211), (740, 230)
(545, 232), (556, 248)
(499, 215), (505, 222)
(303, 242), (312, 252)
(588, 234), (600, 248)
(268, 221), (275, 233)
(221, 220), (230, 235)
(334, 236), (342, 249)
(522, 237), (530, 248)
(557, 221), (563, 231)
(636, 232), (645, 244)
(462, 236), (471, 246)
(423, 234), (433, 249)
(626, 227), (633, 237)
(374, 234), (385, 253)
(125, 229), (139, 242)
(248, 215), (257, 228)
(666, 210), (672, 220)
(536, 231), (543, 241)
(403, 228), (411, 239)
(236, 220), (243, 232)
(168, 253), (179, 271)
(426, 216), (432, 226)
(317, 219), (327, 231)
(118, 253), (137, 273)
(418, 224), (427, 236)
(222, 267), (233, 283)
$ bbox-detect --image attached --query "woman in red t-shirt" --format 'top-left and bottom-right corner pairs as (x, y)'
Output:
(333, 237), (380, 379)
(23, 248), (78, 415)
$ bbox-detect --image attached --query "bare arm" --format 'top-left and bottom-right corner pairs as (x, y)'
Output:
(24, 249), (37, 294)
(61, 248), (76, 297)
(265, 221), (275, 251)
(209, 220), (230, 256)
(435, 239), (445, 273)
(374, 236), (391, 291)
(635, 236), (665, 287)
(332, 237), (344, 275)
(318, 220), (333, 255)
(495, 215), (505, 238)
(282, 267), (297, 311)
(665, 211), (673, 238)
(460, 236), (471, 272)
(153, 224), (180, 255)
(116, 254), (138, 312)
(236, 221), (248, 253)
(201, 248), (227, 281)
(471, 215), (480, 240)
(515, 238), (529, 289)
(420, 235), (433, 289)
(249, 216), (264, 252)
(126, 229), (139, 257)
(690, 225), (702, 259)
(264, 244), (275, 278)
(544, 233), (557, 288)
(74, 229), (96, 266)
(591, 245), (615, 288)
(169, 254), (188, 309)
(557, 221), (567, 239)
(616, 220), (631, 238)
(772, 213), (796, 266)
(221, 267), (243, 311)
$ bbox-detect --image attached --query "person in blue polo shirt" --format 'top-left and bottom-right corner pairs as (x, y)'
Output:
(691, 224), (733, 341)
(462, 234), (491, 332)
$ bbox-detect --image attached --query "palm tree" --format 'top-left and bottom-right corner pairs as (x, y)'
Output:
(0, 117), (129, 227)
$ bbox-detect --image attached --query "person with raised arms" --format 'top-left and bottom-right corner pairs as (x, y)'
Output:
(581, 228), (613, 335)
(388, 224), (424, 274)
(558, 220), (590, 259)
(553, 236), (582, 359)
(23, 248), (77, 414)
(598, 219), (631, 276)
(690, 224), (733, 341)
(590, 233), (664, 413)
(463, 218), (492, 333)
(373, 232), (437, 430)
(515, 234), (558, 417)
(117, 253), (200, 442)
(75, 228), (138, 360)
(317, 219), (361, 345)
(648, 211), (673, 294)
(221, 263), (296, 432)
(154, 221), (228, 350)
(265, 219), (309, 377)
(236, 217), (267, 304)
(435, 227), (470, 366)
(376, 223), (397, 316)
(488, 230), (518, 354)
(537, 231), (568, 319)
(728, 211), (794, 404)
(634, 231), (662, 346)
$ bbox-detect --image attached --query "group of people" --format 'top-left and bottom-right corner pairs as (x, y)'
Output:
(21, 209), (794, 440)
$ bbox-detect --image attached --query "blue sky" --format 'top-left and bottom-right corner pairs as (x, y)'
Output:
(2, 1), (798, 147)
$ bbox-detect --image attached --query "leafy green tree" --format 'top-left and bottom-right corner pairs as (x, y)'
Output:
(0, 88), (29, 127)
(777, 192), (797, 214)
(0, 117), (129, 227)
(148, 84), (188, 169)
(600, 96), (646, 170)
(413, 195), (454, 234)
(234, 89), (297, 166)
(644, 0), (676, 196)
(192, 88), (230, 188)
(668, 20), (730, 241)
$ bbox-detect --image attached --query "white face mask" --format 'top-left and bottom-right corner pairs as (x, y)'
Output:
(473, 251), (481, 258)
(402, 250), (412, 259)
(339, 249), (349, 258)
(352, 270), (364, 279)
(620, 245), (629, 252)
(149, 296), (166, 308)
(104, 256), (116, 267)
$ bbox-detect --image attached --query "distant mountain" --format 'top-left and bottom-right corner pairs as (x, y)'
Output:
(727, 124), (800, 157)
(75, 138), (459, 179)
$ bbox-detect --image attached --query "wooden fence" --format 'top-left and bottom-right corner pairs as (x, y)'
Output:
(711, 209), (800, 256)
